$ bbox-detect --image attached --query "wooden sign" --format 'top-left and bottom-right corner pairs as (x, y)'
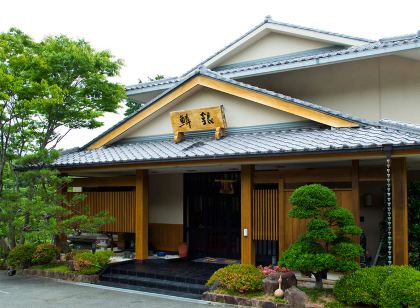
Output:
(170, 105), (227, 143)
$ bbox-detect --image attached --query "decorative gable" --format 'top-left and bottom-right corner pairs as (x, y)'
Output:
(217, 32), (333, 67)
(86, 71), (359, 150)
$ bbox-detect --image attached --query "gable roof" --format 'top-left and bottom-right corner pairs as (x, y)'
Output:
(219, 33), (420, 78)
(126, 29), (420, 96)
(188, 16), (373, 72)
(85, 67), (370, 150)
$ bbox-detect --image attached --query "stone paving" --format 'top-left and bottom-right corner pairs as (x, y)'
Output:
(0, 271), (226, 308)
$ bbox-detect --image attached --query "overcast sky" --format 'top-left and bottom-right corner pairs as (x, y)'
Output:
(2, 0), (420, 149)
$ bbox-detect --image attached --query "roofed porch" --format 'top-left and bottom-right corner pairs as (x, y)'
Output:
(61, 152), (416, 266)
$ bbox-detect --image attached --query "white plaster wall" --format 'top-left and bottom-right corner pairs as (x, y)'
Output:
(149, 174), (183, 224)
(125, 87), (305, 138)
(243, 55), (420, 124)
(221, 32), (331, 66)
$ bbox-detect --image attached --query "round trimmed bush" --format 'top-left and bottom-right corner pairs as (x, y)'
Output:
(95, 250), (113, 267)
(32, 244), (60, 265)
(73, 250), (112, 275)
(379, 266), (420, 308)
(334, 266), (388, 306)
(206, 264), (264, 293)
(334, 265), (420, 307)
(7, 244), (36, 269)
(74, 251), (101, 275)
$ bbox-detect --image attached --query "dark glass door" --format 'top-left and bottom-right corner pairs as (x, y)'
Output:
(184, 172), (240, 259)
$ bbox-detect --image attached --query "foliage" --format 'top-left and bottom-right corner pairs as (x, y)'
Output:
(333, 266), (388, 306)
(206, 264), (264, 293)
(279, 184), (362, 288)
(7, 243), (35, 268)
(32, 243), (59, 265)
(379, 266), (420, 308)
(334, 265), (420, 307)
(31, 263), (72, 273)
(125, 74), (165, 116)
(408, 181), (420, 267)
(0, 28), (123, 256)
(73, 250), (112, 275)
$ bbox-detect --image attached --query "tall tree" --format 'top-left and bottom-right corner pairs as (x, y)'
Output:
(0, 28), (125, 254)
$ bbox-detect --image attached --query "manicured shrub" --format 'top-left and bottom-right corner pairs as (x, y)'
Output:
(7, 244), (36, 268)
(206, 264), (264, 293)
(333, 266), (388, 306)
(379, 266), (420, 308)
(32, 244), (60, 265)
(73, 250), (112, 275)
(280, 184), (362, 288)
(334, 265), (420, 307)
(73, 251), (100, 275)
(95, 250), (113, 267)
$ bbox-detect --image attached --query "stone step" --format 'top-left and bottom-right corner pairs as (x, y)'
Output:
(97, 280), (203, 300)
(107, 267), (207, 285)
(100, 273), (208, 295)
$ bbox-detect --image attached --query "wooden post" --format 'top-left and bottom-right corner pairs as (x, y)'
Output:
(135, 170), (149, 260)
(351, 161), (361, 263)
(351, 160), (361, 226)
(392, 157), (409, 265)
(278, 179), (286, 258)
(241, 165), (255, 265)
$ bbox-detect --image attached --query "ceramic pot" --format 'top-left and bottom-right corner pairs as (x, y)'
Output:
(178, 242), (188, 258)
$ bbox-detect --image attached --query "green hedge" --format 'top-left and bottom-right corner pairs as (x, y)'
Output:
(334, 265), (420, 307)
(7, 244), (36, 269)
(206, 264), (264, 294)
(73, 250), (112, 275)
(379, 266), (420, 308)
(32, 244), (59, 265)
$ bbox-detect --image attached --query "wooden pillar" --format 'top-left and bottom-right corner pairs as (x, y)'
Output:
(135, 170), (149, 260)
(278, 179), (286, 258)
(241, 165), (255, 265)
(351, 160), (360, 226)
(392, 157), (408, 265)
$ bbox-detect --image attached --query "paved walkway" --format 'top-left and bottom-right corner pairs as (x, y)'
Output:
(0, 271), (225, 308)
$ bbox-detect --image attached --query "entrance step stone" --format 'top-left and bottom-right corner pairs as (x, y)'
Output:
(100, 273), (207, 295)
(98, 259), (225, 299)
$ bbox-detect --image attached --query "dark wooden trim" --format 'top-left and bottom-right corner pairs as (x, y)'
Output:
(135, 170), (149, 260)
(392, 158), (409, 265)
(241, 165), (255, 264)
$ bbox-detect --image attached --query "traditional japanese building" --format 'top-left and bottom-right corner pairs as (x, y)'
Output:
(55, 17), (420, 266)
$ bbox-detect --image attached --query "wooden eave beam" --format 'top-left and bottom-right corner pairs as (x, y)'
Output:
(71, 176), (135, 187)
(87, 75), (358, 150)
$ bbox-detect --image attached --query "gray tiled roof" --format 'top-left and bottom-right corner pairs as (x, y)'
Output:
(53, 125), (420, 168)
(126, 17), (373, 93)
(126, 34), (420, 92)
(126, 76), (181, 91)
(380, 119), (420, 134)
(217, 35), (420, 76)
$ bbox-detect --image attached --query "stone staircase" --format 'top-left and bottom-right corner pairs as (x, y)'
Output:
(98, 259), (223, 299)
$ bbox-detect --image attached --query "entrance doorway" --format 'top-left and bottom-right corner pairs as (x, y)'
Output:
(184, 172), (241, 259)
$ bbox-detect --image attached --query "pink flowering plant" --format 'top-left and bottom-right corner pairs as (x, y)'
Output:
(258, 265), (289, 277)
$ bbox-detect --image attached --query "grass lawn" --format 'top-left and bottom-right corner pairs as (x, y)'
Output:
(30, 263), (74, 273)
